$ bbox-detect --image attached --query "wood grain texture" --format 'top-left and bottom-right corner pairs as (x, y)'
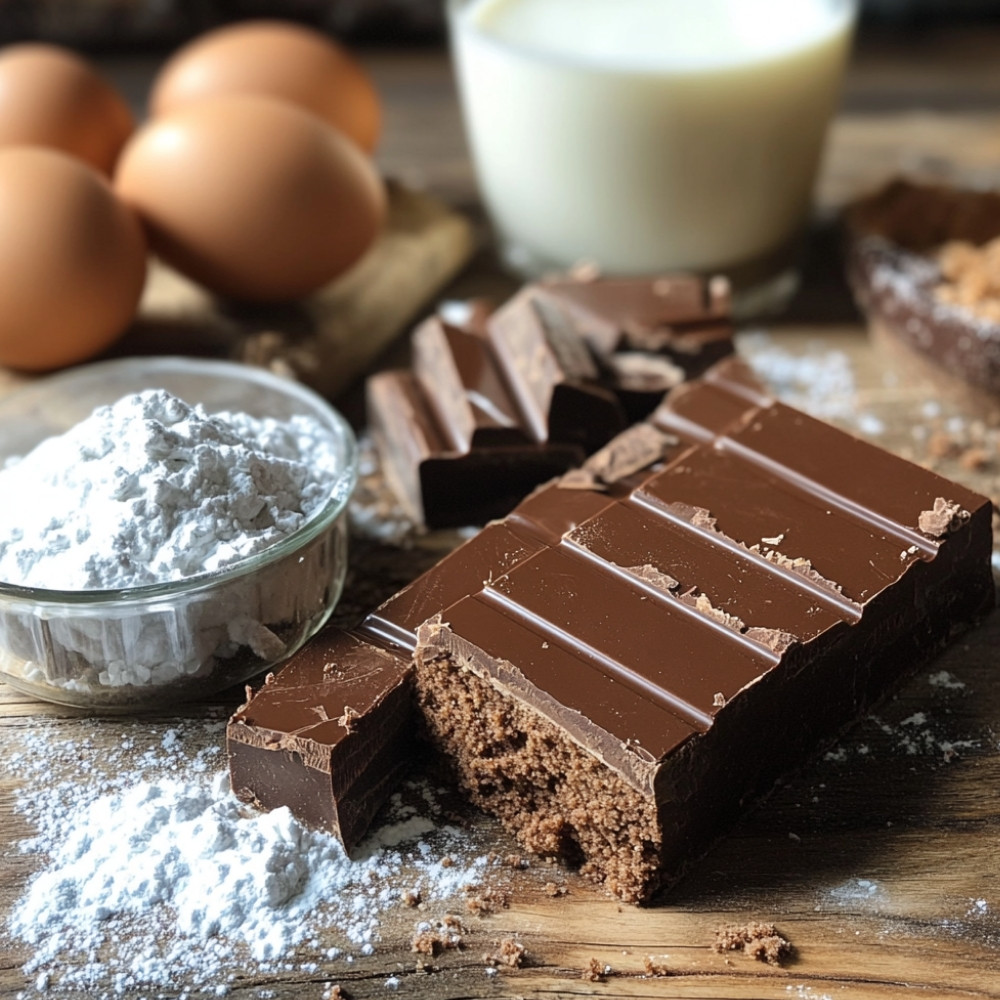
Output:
(3, 32), (1000, 1000)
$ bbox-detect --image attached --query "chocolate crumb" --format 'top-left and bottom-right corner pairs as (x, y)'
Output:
(935, 237), (1000, 322)
(581, 958), (608, 982)
(918, 497), (971, 538)
(403, 890), (421, 908)
(485, 938), (526, 968)
(411, 931), (441, 956)
(713, 922), (793, 966)
(440, 856), (454, 868)
(337, 705), (360, 731)
(325, 985), (348, 1000)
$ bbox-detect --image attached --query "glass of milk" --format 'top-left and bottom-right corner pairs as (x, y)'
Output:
(448, 0), (857, 314)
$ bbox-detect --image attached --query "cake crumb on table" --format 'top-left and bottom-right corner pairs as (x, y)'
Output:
(713, 922), (793, 965)
(484, 937), (526, 968)
(411, 916), (464, 956)
(643, 956), (673, 977)
(465, 886), (510, 916)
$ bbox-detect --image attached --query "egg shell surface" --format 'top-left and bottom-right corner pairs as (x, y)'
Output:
(150, 20), (381, 153)
(0, 43), (135, 175)
(115, 95), (386, 302)
(0, 148), (147, 371)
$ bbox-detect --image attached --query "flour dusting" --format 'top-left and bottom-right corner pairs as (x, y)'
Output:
(3, 719), (499, 998)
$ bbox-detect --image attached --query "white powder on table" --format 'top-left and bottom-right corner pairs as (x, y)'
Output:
(3, 719), (496, 998)
(0, 389), (338, 590)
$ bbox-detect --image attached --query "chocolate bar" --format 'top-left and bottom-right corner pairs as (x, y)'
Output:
(367, 275), (733, 528)
(229, 359), (993, 890)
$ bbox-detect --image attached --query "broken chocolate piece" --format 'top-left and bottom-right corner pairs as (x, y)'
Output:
(367, 276), (734, 528)
(367, 370), (583, 529)
(228, 632), (411, 851)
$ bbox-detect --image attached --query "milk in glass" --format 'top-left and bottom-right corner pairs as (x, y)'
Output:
(449, 0), (855, 296)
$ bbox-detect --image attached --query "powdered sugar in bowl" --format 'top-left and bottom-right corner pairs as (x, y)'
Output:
(0, 357), (358, 711)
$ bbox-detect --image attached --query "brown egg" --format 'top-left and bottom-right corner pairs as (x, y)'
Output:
(115, 96), (386, 302)
(150, 20), (381, 153)
(0, 148), (147, 371)
(0, 44), (135, 175)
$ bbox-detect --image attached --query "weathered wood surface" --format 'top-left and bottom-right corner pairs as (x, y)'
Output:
(2, 32), (1000, 1000)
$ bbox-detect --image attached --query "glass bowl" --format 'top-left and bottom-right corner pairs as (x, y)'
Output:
(0, 357), (358, 712)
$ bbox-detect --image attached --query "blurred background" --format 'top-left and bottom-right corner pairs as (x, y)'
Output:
(4, 0), (1000, 50)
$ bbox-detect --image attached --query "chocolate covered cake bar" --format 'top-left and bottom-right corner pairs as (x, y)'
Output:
(229, 360), (993, 897)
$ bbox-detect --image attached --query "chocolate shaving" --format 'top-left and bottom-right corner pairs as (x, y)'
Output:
(583, 424), (678, 484)
(556, 468), (604, 491)
(682, 592), (747, 633)
(624, 563), (679, 593)
(918, 497), (971, 538)
(744, 627), (798, 654)
(337, 705), (361, 731)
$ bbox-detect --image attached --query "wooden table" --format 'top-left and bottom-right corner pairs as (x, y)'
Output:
(2, 28), (1000, 998)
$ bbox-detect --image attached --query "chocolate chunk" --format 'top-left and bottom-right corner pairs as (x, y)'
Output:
(367, 370), (584, 529)
(228, 631), (411, 852)
(230, 361), (993, 893)
(487, 286), (625, 453)
(411, 314), (529, 452)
